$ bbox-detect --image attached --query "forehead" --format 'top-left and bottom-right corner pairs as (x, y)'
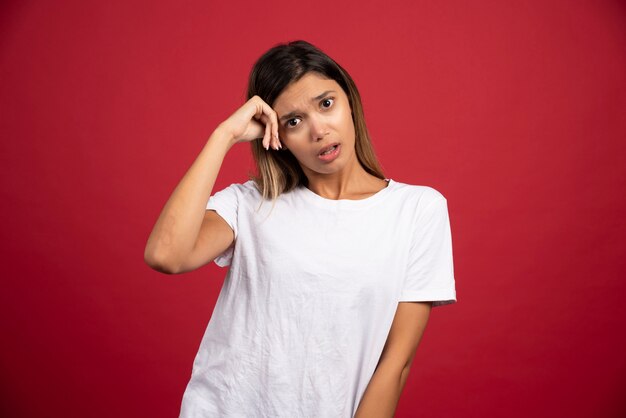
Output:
(273, 73), (341, 110)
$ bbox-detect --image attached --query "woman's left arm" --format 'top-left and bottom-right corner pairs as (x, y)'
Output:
(354, 301), (432, 418)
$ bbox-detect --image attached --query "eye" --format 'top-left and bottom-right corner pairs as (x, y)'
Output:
(285, 117), (301, 129)
(321, 97), (335, 109)
(283, 97), (335, 129)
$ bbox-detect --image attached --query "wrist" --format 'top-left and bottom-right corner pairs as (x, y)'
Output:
(210, 123), (237, 150)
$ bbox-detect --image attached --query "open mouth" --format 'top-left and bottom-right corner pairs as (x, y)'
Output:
(318, 143), (341, 162)
(319, 143), (339, 156)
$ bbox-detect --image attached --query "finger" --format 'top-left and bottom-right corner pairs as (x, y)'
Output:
(253, 112), (271, 149)
(263, 119), (271, 150)
(268, 110), (280, 150)
(257, 99), (280, 150)
(258, 109), (276, 150)
(257, 113), (271, 130)
(255, 113), (274, 147)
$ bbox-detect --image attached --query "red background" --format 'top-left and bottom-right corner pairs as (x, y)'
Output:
(1, 1), (625, 417)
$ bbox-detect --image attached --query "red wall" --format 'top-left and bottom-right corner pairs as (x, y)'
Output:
(1, 1), (625, 417)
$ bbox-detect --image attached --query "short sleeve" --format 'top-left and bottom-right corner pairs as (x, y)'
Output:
(399, 196), (457, 307)
(206, 183), (239, 267)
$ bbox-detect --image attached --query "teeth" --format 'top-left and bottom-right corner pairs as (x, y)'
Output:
(321, 145), (337, 155)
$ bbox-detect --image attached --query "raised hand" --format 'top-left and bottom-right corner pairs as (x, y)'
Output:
(219, 95), (283, 151)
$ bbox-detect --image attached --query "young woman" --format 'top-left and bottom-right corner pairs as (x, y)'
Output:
(144, 40), (457, 418)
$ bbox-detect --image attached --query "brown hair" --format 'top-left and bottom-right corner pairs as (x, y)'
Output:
(245, 40), (386, 205)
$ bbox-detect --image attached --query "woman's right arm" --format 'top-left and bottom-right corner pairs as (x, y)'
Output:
(143, 96), (282, 274)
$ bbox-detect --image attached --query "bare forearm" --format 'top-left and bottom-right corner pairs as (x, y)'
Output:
(354, 364), (411, 418)
(144, 125), (235, 273)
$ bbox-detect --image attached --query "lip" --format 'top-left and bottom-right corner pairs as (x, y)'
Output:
(318, 143), (341, 162)
(318, 142), (340, 156)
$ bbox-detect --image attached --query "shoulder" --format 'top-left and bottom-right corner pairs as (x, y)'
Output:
(390, 179), (447, 208)
(214, 180), (261, 198)
(390, 181), (451, 235)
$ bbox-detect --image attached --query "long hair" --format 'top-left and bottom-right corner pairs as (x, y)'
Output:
(245, 40), (386, 204)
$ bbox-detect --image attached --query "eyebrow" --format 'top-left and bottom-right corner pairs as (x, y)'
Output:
(279, 90), (336, 121)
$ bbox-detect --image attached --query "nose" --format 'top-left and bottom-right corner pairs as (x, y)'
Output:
(309, 114), (328, 141)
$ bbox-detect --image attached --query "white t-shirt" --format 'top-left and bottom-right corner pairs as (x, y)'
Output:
(179, 178), (457, 418)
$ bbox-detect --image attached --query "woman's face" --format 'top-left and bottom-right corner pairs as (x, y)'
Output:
(273, 72), (356, 177)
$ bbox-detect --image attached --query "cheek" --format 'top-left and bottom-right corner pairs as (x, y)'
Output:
(281, 135), (308, 158)
(278, 127), (305, 149)
(335, 109), (355, 135)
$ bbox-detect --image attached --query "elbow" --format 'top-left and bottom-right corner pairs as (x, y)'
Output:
(144, 246), (181, 275)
